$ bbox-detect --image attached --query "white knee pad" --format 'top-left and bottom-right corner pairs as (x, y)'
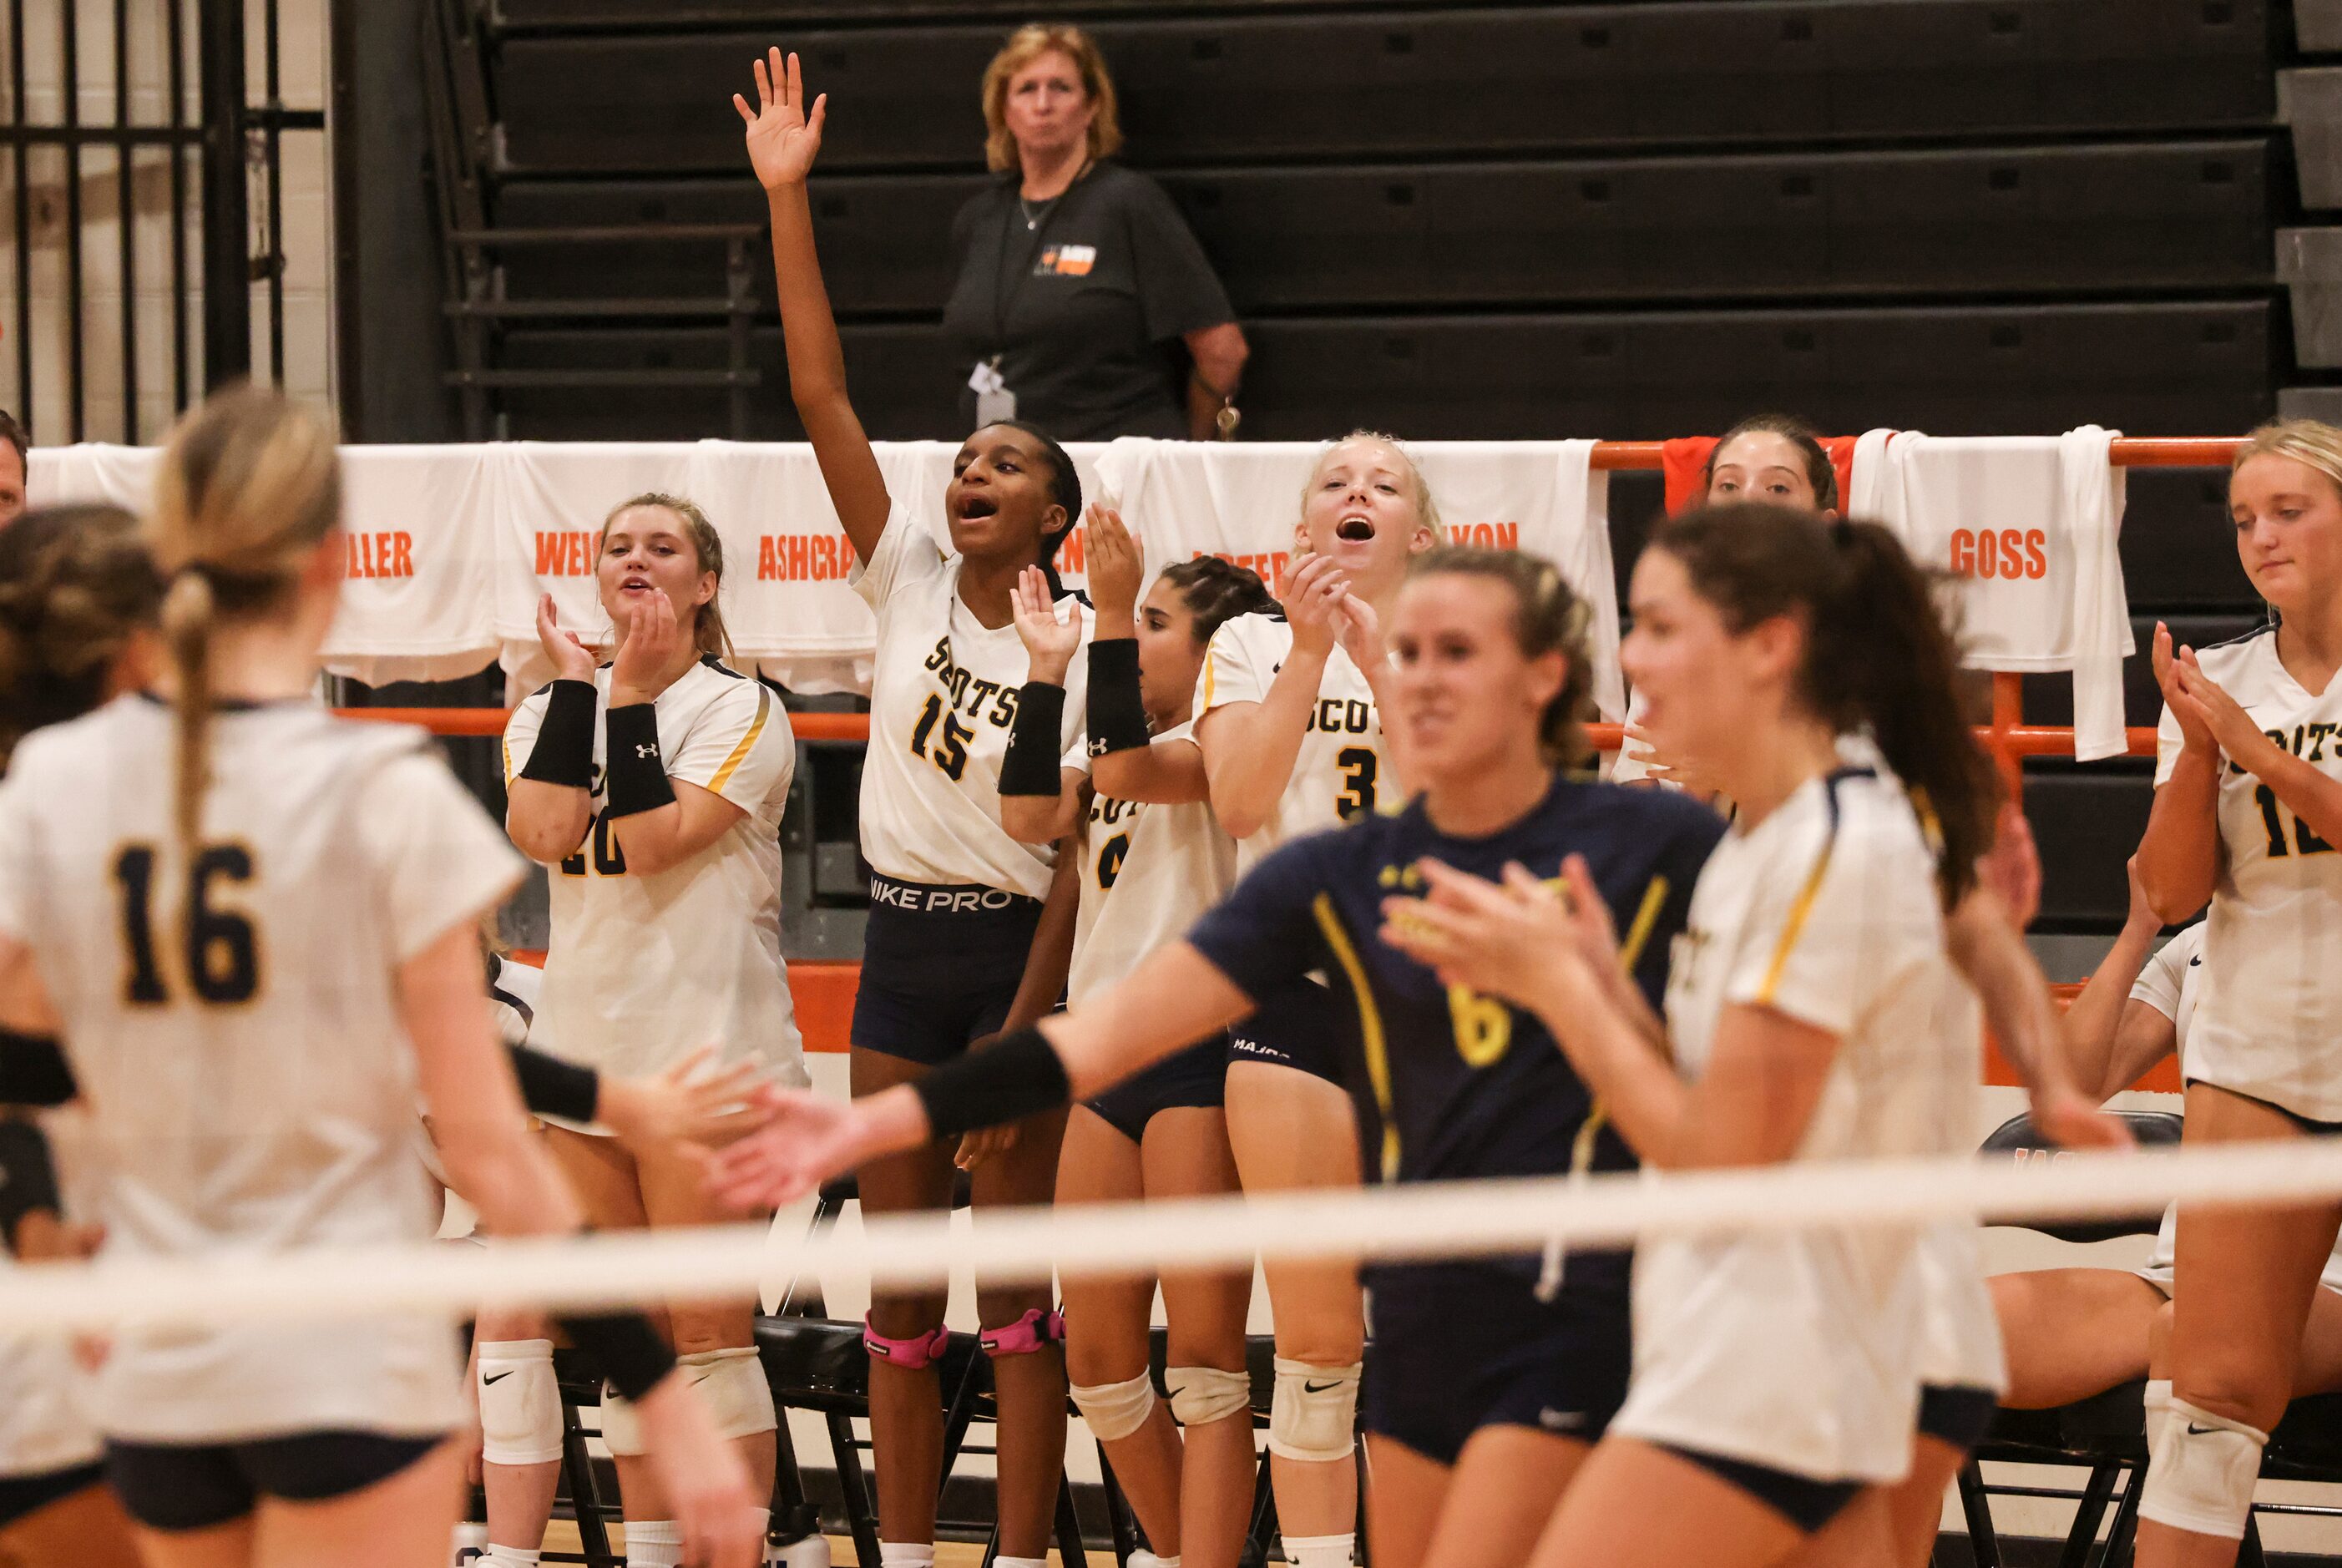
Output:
(2139, 1396), (2266, 1540)
(1268, 1358), (1360, 1463)
(478, 1338), (564, 1466)
(599, 1379), (645, 1458)
(678, 1346), (777, 1441)
(1069, 1371), (1157, 1442)
(1165, 1365), (1251, 1428)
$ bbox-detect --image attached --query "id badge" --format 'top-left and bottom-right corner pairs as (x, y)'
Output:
(969, 359), (1017, 426)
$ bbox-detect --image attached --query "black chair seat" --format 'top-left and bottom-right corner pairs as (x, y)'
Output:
(1978, 1111), (2185, 1243)
(2058, 1378), (2151, 1453)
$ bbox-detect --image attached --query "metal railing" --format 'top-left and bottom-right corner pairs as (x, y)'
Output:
(1, 0), (322, 443)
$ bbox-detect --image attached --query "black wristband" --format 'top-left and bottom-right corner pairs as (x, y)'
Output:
(1085, 640), (1151, 758)
(556, 1306), (677, 1400)
(999, 682), (1068, 797)
(603, 704), (677, 819)
(508, 1043), (600, 1125)
(911, 1026), (1072, 1141)
(0, 1029), (78, 1108)
(518, 680), (597, 789)
(0, 1120), (61, 1252)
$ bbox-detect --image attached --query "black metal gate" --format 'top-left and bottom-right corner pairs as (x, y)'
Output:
(2, 0), (323, 443)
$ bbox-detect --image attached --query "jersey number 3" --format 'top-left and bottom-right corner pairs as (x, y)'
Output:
(1336, 747), (1378, 819)
(113, 844), (261, 1006)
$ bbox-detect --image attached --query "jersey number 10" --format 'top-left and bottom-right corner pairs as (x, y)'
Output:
(112, 844), (261, 1006)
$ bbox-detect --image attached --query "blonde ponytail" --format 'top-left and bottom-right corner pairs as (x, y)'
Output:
(147, 385), (341, 843)
(159, 571), (215, 844)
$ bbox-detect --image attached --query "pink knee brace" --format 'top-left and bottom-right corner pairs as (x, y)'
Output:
(979, 1308), (1065, 1358)
(862, 1318), (950, 1370)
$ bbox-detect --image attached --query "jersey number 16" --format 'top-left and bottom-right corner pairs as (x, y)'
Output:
(112, 843), (261, 1006)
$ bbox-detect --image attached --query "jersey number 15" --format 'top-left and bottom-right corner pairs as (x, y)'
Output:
(112, 844), (261, 1006)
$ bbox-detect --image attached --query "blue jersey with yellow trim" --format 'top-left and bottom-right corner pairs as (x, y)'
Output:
(1185, 771), (1722, 1194)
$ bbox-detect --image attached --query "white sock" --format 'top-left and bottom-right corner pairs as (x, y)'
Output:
(1283, 1532), (1356, 1568)
(625, 1520), (683, 1568)
(1132, 1554), (1181, 1568)
(993, 1556), (1048, 1568)
(482, 1550), (542, 1568)
(878, 1544), (935, 1568)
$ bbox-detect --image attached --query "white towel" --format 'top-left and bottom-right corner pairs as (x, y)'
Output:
(1854, 428), (2133, 761)
(326, 445), (503, 685)
(1094, 438), (1624, 718)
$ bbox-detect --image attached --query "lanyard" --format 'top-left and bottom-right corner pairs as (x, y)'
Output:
(989, 162), (1090, 348)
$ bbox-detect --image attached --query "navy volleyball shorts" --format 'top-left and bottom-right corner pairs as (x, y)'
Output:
(852, 876), (1045, 1066)
(1085, 1036), (1229, 1142)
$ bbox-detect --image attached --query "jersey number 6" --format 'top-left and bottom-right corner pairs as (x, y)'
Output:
(113, 843), (261, 1006)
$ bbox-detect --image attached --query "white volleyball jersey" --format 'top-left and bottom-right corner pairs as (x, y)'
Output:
(1064, 723), (1237, 1006)
(485, 952), (543, 1050)
(1196, 611), (1385, 873)
(2153, 626), (2342, 1120)
(0, 695), (524, 1443)
(1615, 761), (1953, 1482)
(503, 659), (806, 1087)
(851, 513), (1090, 899)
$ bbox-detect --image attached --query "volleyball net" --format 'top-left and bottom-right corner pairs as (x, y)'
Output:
(4, 1138), (2341, 1337)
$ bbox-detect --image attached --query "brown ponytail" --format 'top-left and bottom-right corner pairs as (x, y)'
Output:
(1406, 543), (1597, 768)
(1652, 503), (1996, 908)
(148, 385), (342, 843)
(0, 503), (163, 773)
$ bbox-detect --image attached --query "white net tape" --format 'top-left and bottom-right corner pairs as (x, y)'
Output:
(8, 1140), (2342, 1338)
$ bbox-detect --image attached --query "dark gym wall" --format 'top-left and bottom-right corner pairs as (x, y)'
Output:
(332, 0), (458, 443)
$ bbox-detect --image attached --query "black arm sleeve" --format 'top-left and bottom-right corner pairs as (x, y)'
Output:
(0, 1119), (61, 1255)
(518, 680), (598, 789)
(1085, 639), (1151, 758)
(911, 1027), (1073, 1140)
(999, 682), (1069, 797)
(508, 1044), (600, 1125)
(0, 1029), (78, 1108)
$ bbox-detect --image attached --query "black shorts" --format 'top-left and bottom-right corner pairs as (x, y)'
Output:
(1917, 1383), (2000, 1453)
(852, 877), (1045, 1066)
(1227, 974), (1345, 1085)
(1085, 1037), (1227, 1143)
(1363, 1257), (1631, 1465)
(2185, 1080), (2342, 1136)
(0, 1460), (105, 1528)
(1659, 1444), (1865, 1534)
(104, 1432), (443, 1531)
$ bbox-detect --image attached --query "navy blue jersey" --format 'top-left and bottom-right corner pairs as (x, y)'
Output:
(1186, 771), (1723, 1189)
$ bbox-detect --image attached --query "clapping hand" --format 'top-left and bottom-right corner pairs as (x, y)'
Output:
(1085, 506), (1145, 633)
(535, 594), (598, 684)
(1283, 555), (1353, 659)
(610, 592), (686, 706)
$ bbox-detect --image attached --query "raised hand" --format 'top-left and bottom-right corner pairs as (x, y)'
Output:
(1011, 564), (1081, 684)
(2152, 621), (2217, 757)
(535, 593), (598, 683)
(610, 594), (685, 706)
(1085, 506), (1145, 631)
(735, 47), (828, 192)
(1975, 802), (2043, 932)
(1282, 554), (1351, 659)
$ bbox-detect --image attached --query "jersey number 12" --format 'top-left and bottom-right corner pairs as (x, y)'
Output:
(112, 843), (261, 1006)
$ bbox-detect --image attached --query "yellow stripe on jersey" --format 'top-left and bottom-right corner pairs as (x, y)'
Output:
(1757, 839), (1837, 1004)
(1201, 650), (1217, 711)
(1616, 875), (1669, 971)
(1312, 893), (1400, 1183)
(502, 736), (513, 784)
(1573, 874), (1671, 1174)
(706, 687), (772, 795)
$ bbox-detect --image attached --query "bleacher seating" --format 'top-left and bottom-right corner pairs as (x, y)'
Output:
(425, 0), (2296, 937)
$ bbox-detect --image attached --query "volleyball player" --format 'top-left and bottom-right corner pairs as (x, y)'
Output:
(1613, 414), (1840, 789)
(2128, 420), (2342, 1567)
(711, 544), (1727, 1568)
(738, 48), (1091, 1568)
(1989, 860), (2342, 1419)
(0, 387), (760, 1568)
(1176, 430), (1437, 1568)
(0, 503), (149, 1567)
(503, 487), (804, 1565)
(998, 508), (1273, 1568)
(1378, 506), (1996, 1566)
